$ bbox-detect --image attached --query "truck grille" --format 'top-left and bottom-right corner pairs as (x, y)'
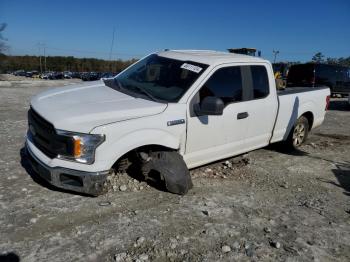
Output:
(28, 108), (58, 158)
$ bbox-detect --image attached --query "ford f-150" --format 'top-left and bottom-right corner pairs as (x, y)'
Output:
(26, 50), (330, 195)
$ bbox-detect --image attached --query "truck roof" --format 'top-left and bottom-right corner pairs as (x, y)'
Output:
(157, 49), (267, 66)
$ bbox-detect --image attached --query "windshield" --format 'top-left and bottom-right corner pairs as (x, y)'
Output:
(113, 54), (209, 102)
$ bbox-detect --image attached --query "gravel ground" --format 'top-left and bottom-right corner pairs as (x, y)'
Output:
(0, 76), (349, 262)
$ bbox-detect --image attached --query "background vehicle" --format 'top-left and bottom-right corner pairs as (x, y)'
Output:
(287, 63), (350, 96)
(273, 62), (289, 89)
(13, 70), (26, 76)
(100, 72), (115, 79)
(26, 50), (330, 196)
(63, 71), (72, 79)
(81, 72), (101, 81)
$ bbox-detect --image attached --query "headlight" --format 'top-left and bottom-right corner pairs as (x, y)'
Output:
(56, 130), (105, 164)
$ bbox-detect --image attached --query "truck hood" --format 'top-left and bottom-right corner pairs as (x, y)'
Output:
(30, 80), (167, 133)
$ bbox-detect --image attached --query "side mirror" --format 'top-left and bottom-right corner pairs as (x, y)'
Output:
(194, 96), (224, 116)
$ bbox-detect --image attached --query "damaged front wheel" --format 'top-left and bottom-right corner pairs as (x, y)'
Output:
(141, 151), (193, 195)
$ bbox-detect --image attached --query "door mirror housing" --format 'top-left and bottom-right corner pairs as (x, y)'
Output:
(194, 96), (224, 116)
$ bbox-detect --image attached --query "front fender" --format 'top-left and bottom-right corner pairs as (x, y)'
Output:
(96, 128), (183, 169)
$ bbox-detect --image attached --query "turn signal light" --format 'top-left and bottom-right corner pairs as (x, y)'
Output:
(73, 138), (82, 157)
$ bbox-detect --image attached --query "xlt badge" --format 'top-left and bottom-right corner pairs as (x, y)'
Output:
(167, 119), (185, 126)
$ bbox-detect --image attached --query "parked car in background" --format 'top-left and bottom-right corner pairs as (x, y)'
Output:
(25, 71), (39, 78)
(14, 70), (26, 76)
(63, 71), (72, 79)
(82, 72), (100, 81)
(287, 63), (350, 96)
(100, 72), (115, 79)
(70, 72), (82, 79)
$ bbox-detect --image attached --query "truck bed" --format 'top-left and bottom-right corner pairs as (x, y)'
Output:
(270, 86), (330, 143)
(277, 86), (329, 96)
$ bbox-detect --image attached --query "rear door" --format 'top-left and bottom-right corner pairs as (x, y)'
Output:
(242, 65), (279, 150)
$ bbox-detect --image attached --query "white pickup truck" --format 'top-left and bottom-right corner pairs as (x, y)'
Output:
(26, 50), (330, 195)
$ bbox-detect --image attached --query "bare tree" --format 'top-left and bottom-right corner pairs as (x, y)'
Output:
(0, 23), (8, 53)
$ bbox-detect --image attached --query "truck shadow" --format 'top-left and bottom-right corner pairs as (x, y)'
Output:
(324, 162), (350, 197)
(266, 144), (350, 196)
(19, 147), (94, 197)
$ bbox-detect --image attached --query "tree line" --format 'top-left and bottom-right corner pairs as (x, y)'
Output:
(0, 54), (138, 73)
(311, 52), (350, 67)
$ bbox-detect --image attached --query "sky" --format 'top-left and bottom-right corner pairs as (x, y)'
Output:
(1, 0), (349, 62)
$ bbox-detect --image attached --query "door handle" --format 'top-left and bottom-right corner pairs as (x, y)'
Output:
(237, 112), (249, 119)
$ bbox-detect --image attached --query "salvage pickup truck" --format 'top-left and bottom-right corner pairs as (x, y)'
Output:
(26, 50), (330, 195)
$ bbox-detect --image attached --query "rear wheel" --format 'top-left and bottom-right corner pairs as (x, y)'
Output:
(287, 116), (309, 149)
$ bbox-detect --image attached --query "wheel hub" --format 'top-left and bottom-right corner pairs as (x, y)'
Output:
(293, 123), (305, 146)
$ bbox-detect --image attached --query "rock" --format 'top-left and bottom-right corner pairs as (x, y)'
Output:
(180, 249), (187, 255)
(297, 187), (302, 192)
(224, 160), (232, 168)
(270, 240), (281, 249)
(281, 183), (289, 189)
(232, 241), (240, 250)
(204, 168), (214, 175)
(245, 245), (254, 257)
(264, 227), (271, 233)
(307, 240), (314, 246)
(119, 185), (127, 192)
(139, 253), (149, 261)
(114, 252), (127, 262)
(169, 238), (178, 249)
(222, 245), (231, 253)
(202, 210), (210, 216)
(136, 236), (146, 245)
(29, 218), (37, 224)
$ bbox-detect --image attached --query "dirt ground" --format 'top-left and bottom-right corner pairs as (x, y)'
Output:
(0, 75), (349, 262)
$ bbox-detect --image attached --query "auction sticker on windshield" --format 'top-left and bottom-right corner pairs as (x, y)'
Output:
(181, 63), (203, 73)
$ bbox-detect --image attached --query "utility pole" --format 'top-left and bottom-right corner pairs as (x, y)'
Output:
(43, 44), (47, 72)
(37, 42), (42, 73)
(273, 50), (280, 63)
(109, 27), (115, 61)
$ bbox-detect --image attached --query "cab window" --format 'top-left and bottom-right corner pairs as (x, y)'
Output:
(199, 66), (243, 105)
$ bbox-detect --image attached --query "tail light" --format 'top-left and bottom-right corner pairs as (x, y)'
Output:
(325, 95), (330, 110)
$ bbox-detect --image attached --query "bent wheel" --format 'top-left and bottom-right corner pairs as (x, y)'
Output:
(141, 151), (193, 195)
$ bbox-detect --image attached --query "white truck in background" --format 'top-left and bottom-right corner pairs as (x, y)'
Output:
(26, 50), (330, 195)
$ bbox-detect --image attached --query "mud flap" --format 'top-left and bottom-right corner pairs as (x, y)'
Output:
(142, 151), (193, 195)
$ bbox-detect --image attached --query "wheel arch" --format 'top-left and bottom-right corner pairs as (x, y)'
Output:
(101, 129), (182, 169)
(300, 111), (314, 130)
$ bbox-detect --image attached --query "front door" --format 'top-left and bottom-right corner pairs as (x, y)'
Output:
(184, 65), (249, 168)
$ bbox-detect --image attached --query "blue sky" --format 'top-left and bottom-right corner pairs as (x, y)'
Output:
(1, 0), (349, 62)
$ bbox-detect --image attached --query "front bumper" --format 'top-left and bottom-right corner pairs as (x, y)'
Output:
(25, 143), (110, 195)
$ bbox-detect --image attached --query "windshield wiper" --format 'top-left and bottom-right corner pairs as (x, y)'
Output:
(128, 85), (160, 102)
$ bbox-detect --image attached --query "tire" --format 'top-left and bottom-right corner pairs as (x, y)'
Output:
(286, 116), (309, 149)
(141, 151), (193, 195)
